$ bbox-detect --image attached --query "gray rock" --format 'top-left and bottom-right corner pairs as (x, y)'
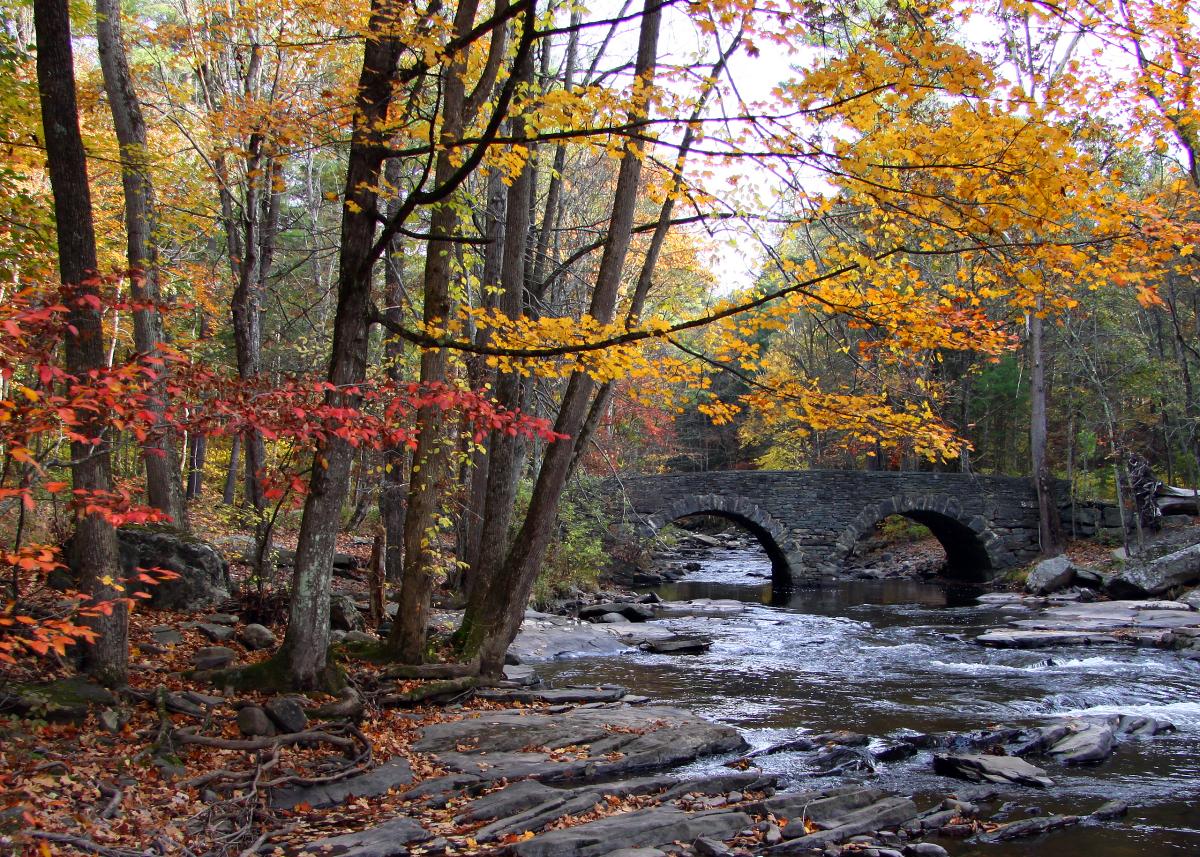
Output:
(330, 593), (365, 631)
(975, 814), (1080, 843)
(457, 780), (566, 822)
(476, 685), (627, 705)
(513, 807), (752, 857)
(198, 622), (235, 643)
(236, 705), (276, 737)
(502, 665), (540, 687)
(579, 602), (656, 622)
(905, 843), (949, 856)
(1179, 588), (1200, 610)
(639, 636), (712, 655)
(660, 773), (777, 801)
(115, 526), (232, 610)
(508, 621), (632, 663)
(603, 850), (666, 857)
(774, 796), (919, 849)
(1108, 542), (1200, 598)
(600, 612), (631, 624)
(400, 773), (482, 802)
(415, 706), (747, 784)
(204, 613), (239, 625)
(238, 623), (276, 651)
(1046, 721), (1114, 765)
(151, 627), (184, 645)
(1091, 799), (1129, 820)
(932, 754), (1053, 788)
(191, 646), (235, 671)
(294, 816), (430, 857)
(692, 837), (733, 857)
(976, 629), (1121, 648)
(273, 757), (414, 809)
(1026, 556), (1075, 595)
(343, 630), (379, 644)
(265, 696), (307, 734)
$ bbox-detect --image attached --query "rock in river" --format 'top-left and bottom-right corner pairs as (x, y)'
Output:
(413, 705), (747, 783)
(932, 753), (1054, 788)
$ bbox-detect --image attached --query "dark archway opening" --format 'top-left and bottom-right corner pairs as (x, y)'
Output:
(667, 512), (792, 587)
(849, 512), (994, 582)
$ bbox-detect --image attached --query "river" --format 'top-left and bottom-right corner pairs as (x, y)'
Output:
(537, 544), (1200, 855)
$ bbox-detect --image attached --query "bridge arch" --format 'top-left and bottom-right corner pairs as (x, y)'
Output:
(835, 493), (1013, 581)
(645, 493), (794, 583)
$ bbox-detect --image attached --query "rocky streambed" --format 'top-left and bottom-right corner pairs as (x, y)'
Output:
(277, 536), (1200, 857)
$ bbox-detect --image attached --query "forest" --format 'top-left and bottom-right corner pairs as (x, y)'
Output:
(2, 0), (1200, 853)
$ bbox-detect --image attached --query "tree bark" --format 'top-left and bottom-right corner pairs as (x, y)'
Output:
(35, 0), (127, 686)
(461, 0), (662, 674)
(1029, 303), (1062, 556)
(94, 0), (188, 529)
(281, 0), (404, 688)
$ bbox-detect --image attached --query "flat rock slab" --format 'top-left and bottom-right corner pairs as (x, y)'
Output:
(933, 753), (1053, 788)
(508, 620), (632, 663)
(976, 814), (1080, 843)
(976, 630), (1122, 649)
(1046, 721), (1115, 765)
(273, 757), (413, 809)
(414, 705), (747, 783)
(512, 807), (753, 857)
(292, 816), (430, 857)
(475, 685), (627, 705)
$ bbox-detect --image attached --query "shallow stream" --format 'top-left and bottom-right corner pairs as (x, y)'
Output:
(538, 546), (1200, 855)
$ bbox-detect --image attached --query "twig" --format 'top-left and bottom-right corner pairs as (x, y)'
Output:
(28, 831), (147, 857)
(97, 782), (123, 819)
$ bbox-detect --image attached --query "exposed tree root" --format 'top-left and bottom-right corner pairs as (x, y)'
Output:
(379, 675), (479, 707)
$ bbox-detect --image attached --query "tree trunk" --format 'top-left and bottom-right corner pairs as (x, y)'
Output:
(281, 0), (403, 688)
(1030, 303), (1062, 556)
(379, 158), (409, 584)
(94, 0), (187, 528)
(35, 0), (127, 686)
(388, 0), (485, 664)
(222, 436), (241, 505)
(462, 0), (662, 674)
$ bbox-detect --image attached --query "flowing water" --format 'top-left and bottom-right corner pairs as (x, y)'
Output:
(537, 545), (1200, 855)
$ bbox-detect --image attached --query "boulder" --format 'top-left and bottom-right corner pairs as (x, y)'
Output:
(1108, 542), (1200, 598)
(330, 593), (365, 631)
(293, 816), (430, 857)
(198, 622), (235, 643)
(265, 696), (307, 734)
(191, 646), (236, 671)
(1046, 721), (1115, 765)
(579, 602), (656, 623)
(1025, 556), (1076, 595)
(238, 623), (276, 651)
(1179, 588), (1200, 610)
(932, 754), (1053, 788)
(639, 636), (712, 655)
(0, 677), (115, 724)
(114, 526), (231, 610)
(236, 705), (276, 737)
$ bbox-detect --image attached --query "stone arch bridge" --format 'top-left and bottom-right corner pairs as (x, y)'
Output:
(616, 470), (1066, 584)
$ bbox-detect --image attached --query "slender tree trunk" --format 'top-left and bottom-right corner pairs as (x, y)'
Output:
(462, 0), (662, 674)
(379, 163), (409, 584)
(186, 430), (206, 499)
(280, 0), (404, 689)
(1030, 303), (1062, 556)
(387, 0), (485, 664)
(36, 0), (127, 686)
(94, 0), (187, 528)
(222, 436), (241, 505)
